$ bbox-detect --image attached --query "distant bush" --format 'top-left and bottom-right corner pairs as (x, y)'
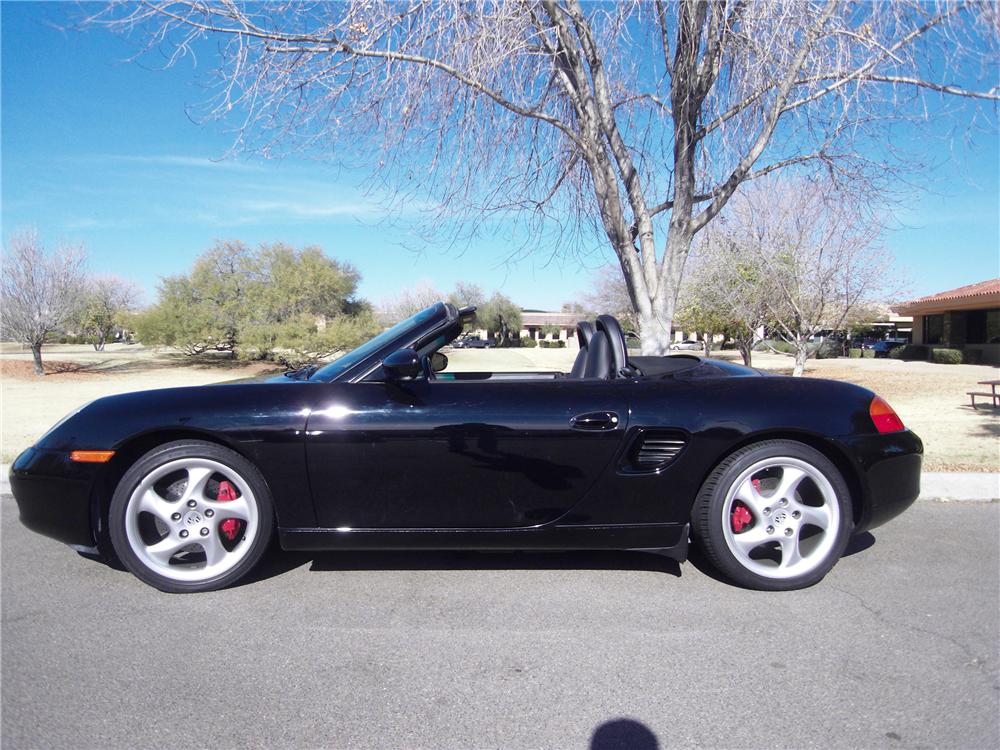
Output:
(52, 334), (87, 345)
(555, 340), (566, 348)
(889, 344), (928, 361)
(815, 340), (842, 359)
(862, 349), (875, 358)
(931, 348), (963, 365)
(522, 337), (538, 348)
(849, 348), (862, 358)
(758, 339), (795, 354)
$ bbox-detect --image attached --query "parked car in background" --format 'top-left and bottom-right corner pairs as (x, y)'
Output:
(669, 340), (702, 351)
(871, 340), (906, 357)
(452, 334), (493, 349)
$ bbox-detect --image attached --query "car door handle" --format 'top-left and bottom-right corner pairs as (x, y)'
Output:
(570, 411), (620, 431)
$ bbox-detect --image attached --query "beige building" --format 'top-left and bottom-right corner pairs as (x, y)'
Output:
(893, 278), (1000, 365)
(519, 310), (581, 345)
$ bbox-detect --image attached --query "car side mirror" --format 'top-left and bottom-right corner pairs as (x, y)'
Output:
(382, 348), (422, 379)
(430, 352), (448, 373)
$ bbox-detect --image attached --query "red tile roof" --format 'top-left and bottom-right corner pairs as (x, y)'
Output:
(894, 278), (1000, 313)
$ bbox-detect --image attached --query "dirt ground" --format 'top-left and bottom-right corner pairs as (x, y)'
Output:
(783, 355), (998, 472)
(1, 342), (996, 471)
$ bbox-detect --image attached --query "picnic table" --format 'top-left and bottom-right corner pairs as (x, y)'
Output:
(967, 380), (1000, 408)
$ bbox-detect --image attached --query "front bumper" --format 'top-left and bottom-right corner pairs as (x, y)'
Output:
(833, 430), (923, 534)
(9, 448), (100, 547)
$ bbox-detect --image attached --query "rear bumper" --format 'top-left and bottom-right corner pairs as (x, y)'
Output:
(833, 430), (923, 534)
(9, 448), (99, 547)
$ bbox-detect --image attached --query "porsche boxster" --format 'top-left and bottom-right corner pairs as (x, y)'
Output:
(10, 302), (922, 592)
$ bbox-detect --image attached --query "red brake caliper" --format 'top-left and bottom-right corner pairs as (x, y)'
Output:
(731, 503), (753, 533)
(732, 478), (762, 533)
(216, 481), (240, 541)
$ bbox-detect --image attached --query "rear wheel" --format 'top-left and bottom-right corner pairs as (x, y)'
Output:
(692, 440), (852, 591)
(109, 440), (274, 593)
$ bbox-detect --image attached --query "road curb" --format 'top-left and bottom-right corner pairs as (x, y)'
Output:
(918, 472), (1000, 502)
(2, 464), (997, 502)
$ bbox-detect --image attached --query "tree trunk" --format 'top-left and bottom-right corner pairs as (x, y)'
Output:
(792, 344), (809, 377)
(702, 335), (711, 358)
(638, 298), (673, 355)
(30, 342), (44, 375)
(738, 341), (753, 367)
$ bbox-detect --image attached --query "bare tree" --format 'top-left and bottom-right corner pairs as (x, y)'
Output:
(79, 275), (142, 351)
(96, 1), (998, 353)
(732, 179), (898, 376)
(377, 280), (444, 325)
(582, 269), (639, 336)
(1, 229), (88, 374)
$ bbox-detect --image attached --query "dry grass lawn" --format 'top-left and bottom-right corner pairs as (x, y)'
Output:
(2, 342), (996, 472)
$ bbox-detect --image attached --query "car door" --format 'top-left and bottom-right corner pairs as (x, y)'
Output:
(304, 378), (629, 529)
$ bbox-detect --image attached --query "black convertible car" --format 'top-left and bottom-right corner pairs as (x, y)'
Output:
(10, 303), (922, 593)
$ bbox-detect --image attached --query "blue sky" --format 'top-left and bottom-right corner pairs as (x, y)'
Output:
(2, 2), (998, 309)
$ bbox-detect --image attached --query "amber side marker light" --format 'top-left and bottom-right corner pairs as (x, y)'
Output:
(69, 450), (115, 463)
(869, 396), (905, 434)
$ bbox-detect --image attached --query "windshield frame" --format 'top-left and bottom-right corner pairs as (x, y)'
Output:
(310, 302), (452, 383)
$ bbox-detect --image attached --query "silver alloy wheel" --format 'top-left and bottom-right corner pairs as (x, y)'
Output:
(721, 456), (841, 580)
(124, 457), (259, 583)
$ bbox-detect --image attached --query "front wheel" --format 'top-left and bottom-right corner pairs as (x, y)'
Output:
(109, 440), (274, 593)
(692, 440), (852, 591)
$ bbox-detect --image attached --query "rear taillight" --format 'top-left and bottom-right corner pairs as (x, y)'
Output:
(870, 396), (905, 433)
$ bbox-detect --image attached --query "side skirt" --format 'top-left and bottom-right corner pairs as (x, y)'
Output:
(278, 522), (689, 562)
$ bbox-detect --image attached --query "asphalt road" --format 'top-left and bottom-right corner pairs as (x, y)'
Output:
(2, 497), (997, 750)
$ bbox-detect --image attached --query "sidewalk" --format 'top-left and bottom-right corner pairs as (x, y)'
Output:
(1, 465), (997, 502)
(920, 472), (999, 502)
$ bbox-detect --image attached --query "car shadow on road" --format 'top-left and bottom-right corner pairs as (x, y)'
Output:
(238, 546), (682, 586)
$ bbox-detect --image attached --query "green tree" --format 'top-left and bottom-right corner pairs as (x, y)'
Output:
(136, 240), (371, 365)
(477, 293), (522, 347)
(78, 275), (141, 351)
(676, 233), (770, 365)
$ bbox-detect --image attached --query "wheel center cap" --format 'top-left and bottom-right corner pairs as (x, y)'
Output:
(772, 510), (788, 524)
(184, 510), (203, 525)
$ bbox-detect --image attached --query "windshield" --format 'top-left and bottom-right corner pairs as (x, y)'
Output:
(311, 304), (443, 381)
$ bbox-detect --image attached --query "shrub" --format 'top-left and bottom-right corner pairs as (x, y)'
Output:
(931, 348), (963, 365)
(522, 337), (538, 348)
(757, 339), (795, 354)
(862, 348), (875, 358)
(849, 348), (862, 358)
(815, 340), (842, 359)
(889, 344), (928, 361)
(556, 340), (566, 348)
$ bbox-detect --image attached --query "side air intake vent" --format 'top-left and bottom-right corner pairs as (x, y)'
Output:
(631, 431), (687, 470)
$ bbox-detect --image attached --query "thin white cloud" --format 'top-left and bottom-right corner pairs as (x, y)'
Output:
(84, 154), (264, 172)
(237, 198), (377, 219)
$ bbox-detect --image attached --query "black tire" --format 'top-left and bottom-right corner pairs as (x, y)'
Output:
(109, 440), (275, 593)
(692, 440), (853, 591)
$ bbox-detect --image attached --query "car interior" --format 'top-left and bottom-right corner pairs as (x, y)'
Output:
(384, 307), (701, 382)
